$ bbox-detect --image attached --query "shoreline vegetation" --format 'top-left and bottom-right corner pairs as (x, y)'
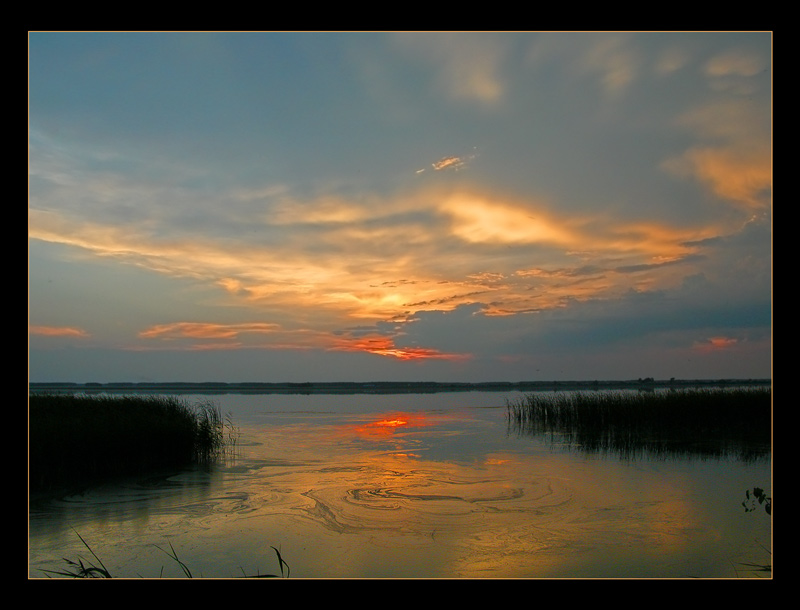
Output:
(29, 378), (771, 395)
(28, 380), (771, 489)
(29, 394), (234, 492)
(506, 387), (772, 459)
(30, 384), (771, 578)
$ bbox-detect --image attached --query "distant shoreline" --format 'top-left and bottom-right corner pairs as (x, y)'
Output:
(29, 379), (772, 395)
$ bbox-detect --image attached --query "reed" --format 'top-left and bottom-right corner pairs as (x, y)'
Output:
(506, 387), (771, 459)
(40, 530), (289, 579)
(29, 393), (233, 491)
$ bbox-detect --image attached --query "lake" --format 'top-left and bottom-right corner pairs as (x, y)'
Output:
(28, 390), (772, 579)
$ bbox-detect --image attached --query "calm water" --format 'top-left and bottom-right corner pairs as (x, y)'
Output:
(28, 391), (772, 579)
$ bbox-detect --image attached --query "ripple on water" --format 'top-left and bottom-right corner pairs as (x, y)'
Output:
(286, 457), (578, 549)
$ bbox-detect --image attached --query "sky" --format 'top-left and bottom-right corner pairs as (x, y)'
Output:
(28, 32), (772, 383)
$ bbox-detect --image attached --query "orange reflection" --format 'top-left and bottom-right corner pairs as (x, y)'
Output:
(339, 411), (437, 441)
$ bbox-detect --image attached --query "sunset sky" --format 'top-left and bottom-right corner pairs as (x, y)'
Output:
(28, 32), (772, 383)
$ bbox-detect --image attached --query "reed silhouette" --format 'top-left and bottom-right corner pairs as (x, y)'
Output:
(29, 394), (233, 491)
(506, 387), (771, 459)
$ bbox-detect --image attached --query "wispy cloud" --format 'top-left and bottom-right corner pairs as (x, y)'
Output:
(134, 318), (469, 362)
(29, 175), (753, 333)
(704, 48), (766, 78)
(329, 333), (471, 361)
(661, 50), (771, 212)
(138, 322), (280, 341)
(29, 325), (90, 338)
(668, 145), (771, 210)
(578, 34), (641, 97)
(391, 32), (509, 105)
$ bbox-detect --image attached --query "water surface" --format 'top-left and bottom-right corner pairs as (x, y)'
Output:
(28, 391), (771, 578)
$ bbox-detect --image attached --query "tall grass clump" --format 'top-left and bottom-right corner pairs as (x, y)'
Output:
(29, 394), (232, 491)
(507, 387), (771, 459)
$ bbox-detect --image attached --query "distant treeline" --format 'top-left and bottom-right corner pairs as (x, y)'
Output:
(29, 379), (772, 395)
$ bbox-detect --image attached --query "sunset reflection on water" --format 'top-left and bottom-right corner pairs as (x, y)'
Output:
(29, 393), (772, 579)
(334, 410), (464, 450)
(347, 412), (434, 438)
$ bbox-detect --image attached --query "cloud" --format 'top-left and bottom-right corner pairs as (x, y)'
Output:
(662, 98), (771, 211)
(692, 336), (739, 353)
(704, 49), (766, 78)
(670, 146), (771, 209)
(138, 322), (280, 341)
(439, 194), (578, 247)
(329, 333), (471, 362)
(578, 34), (641, 97)
(432, 149), (478, 172)
(29, 325), (90, 338)
(654, 46), (691, 75)
(387, 253), (771, 370)
(133, 318), (470, 363)
(29, 177), (749, 335)
(525, 33), (641, 98)
(391, 32), (509, 105)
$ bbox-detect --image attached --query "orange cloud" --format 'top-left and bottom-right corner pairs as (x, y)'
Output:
(330, 333), (471, 362)
(440, 194), (577, 246)
(438, 191), (722, 260)
(138, 322), (280, 341)
(664, 99), (771, 211)
(600, 220), (717, 259)
(29, 181), (748, 330)
(134, 319), (470, 362)
(127, 325), (340, 353)
(692, 336), (739, 353)
(673, 145), (771, 210)
(29, 325), (90, 338)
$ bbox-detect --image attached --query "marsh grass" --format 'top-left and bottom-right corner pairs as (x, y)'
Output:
(40, 530), (113, 578)
(40, 530), (290, 579)
(29, 393), (234, 491)
(506, 387), (771, 459)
